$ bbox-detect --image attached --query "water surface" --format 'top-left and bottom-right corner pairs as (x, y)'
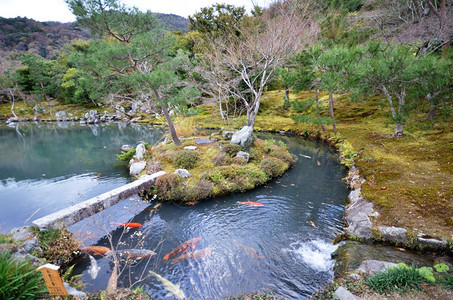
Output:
(70, 133), (349, 299)
(0, 122), (164, 232)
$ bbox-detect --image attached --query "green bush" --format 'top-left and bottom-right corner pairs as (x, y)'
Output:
(0, 251), (47, 299)
(190, 179), (214, 201)
(213, 152), (233, 166)
(33, 227), (81, 266)
(154, 173), (185, 201)
(222, 143), (242, 157)
(260, 158), (286, 178)
(365, 264), (425, 294)
(117, 148), (135, 161)
(442, 273), (453, 290)
(269, 150), (298, 167)
(232, 156), (247, 165)
(174, 150), (199, 169)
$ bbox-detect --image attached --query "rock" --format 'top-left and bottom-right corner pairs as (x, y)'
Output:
(417, 233), (448, 250)
(378, 226), (407, 244)
(221, 130), (236, 139)
(0, 243), (17, 253)
(195, 138), (213, 145)
(348, 188), (362, 203)
(129, 161), (146, 176)
(135, 143), (146, 160)
(174, 169), (191, 178)
(33, 116), (39, 122)
(19, 237), (42, 254)
(6, 117), (19, 124)
(347, 211), (372, 239)
(64, 282), (87, 299)
(231, 126), (254, 149)
(55, 111), (67, 122)
(184, 146), (197, 150)
(236, 151), (250, 163)
(121, 144), (134, 152)
(357, 259), (397, 275)
(335, 286), (362, 300)
(12, 252), (43, 268)
(10, 226), (32, 241)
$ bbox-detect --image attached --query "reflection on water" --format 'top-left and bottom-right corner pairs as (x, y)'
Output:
(70, 133), (349, 299)
(0, 122), (164, 232)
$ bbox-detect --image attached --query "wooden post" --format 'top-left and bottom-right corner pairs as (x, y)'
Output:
(37, 264), (68, 296)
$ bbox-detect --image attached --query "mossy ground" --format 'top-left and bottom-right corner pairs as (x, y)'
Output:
(188, 89), (453, 241)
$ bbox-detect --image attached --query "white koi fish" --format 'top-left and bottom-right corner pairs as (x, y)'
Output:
(87, 254), (100, 280)
(149, 271), (185, 299)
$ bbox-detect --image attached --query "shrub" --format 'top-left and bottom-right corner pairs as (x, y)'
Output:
(260, 158), (286, 178)
(154, 173), (185, 201)
(146, 159), (162, 174)
(33, 227), (81, 266)
(232, 156), (247, 165)
(222, 143), (242, 157)
(117, 148), (135, 161)
(190, 179), (214, 201)
(174, 150), (199, 169)
(240, 165), (268, 186)
(213, 152), (233, 166)
(442, 273), (453, 290)
(365, 264), (425, 294)
(270, 150), (298, 166)
(202, 168), (225, 184)
(0, 251), (47, 299)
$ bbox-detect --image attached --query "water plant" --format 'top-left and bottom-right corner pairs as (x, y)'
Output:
(365, 264), (426, 294)
(0, 251), (47, 299)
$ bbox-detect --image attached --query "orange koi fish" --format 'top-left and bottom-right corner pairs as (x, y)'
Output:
(164, 237), (202, 260)
(81, 245), (111, 255)
(112, 222), (143, 228)
(239, 201), (264, 206)
(172, 248), (212, 264)
(232, 240), (265, 259)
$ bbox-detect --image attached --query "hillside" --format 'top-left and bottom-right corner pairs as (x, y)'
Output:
(0, 14), (189, 58)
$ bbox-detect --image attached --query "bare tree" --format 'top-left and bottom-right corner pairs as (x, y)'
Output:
(424, 0), (450, 58)
(202, 0), (319, 130)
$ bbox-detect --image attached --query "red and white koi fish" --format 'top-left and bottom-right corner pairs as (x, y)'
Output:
(232, 240), (265, 259)
(81, 245), (111, 255)
(112, 222), (143, 228)
(172, 248), (212, 264)
(163, 237), (201, 260)
(238, 201), (264, 206)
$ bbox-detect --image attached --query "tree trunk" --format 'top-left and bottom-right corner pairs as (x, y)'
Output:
(162, 106), (181, 146)
(328, 90), (337, 134)
(284, 88), (290, 108)
(153, 89), (181, 146)
(315, 89), (326, 132)
(9, 89), (18, 119)
(246, 93), (262, 130)
(427, 93), (437, 120)
(394, 122), (404, 137)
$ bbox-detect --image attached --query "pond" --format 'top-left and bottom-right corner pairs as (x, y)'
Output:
(0, 122), (349, 299)
(0, 122), (164, 232)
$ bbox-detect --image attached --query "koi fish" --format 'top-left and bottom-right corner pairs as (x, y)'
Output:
(172, 248), (212, 264)
(116, 249), (157, 258)
(238, 201), (264, 206)
(163, 237), (201, 260)
(107, 260), (118, 292)
(232, 240), (264, 259)
(308, 221), (317, 228)
(81, 245), (111, 255)
(112, 222), (143, 228)
(149, 271), (185, 299)
(87, 254), (100, 280)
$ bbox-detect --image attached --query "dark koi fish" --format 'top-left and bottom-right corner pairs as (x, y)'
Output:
(172, 248), (212, 264)
(232, 240), (265, 259)
(239, 201), (264, 206)
(116, 249), (157, 258)
(112, 222), (143, 228)
(81, 245), (111, 255)
(164, 237), (201, 260)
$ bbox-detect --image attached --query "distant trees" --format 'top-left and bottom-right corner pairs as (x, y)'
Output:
(198, 0), (318, 130)
(66, 0), (198, 146)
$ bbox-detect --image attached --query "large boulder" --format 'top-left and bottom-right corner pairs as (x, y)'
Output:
(175, 169), (191, 178)
(231, 126), (254, 149)
(129, 161), (146, 176)
(135, 143), (146, 160)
